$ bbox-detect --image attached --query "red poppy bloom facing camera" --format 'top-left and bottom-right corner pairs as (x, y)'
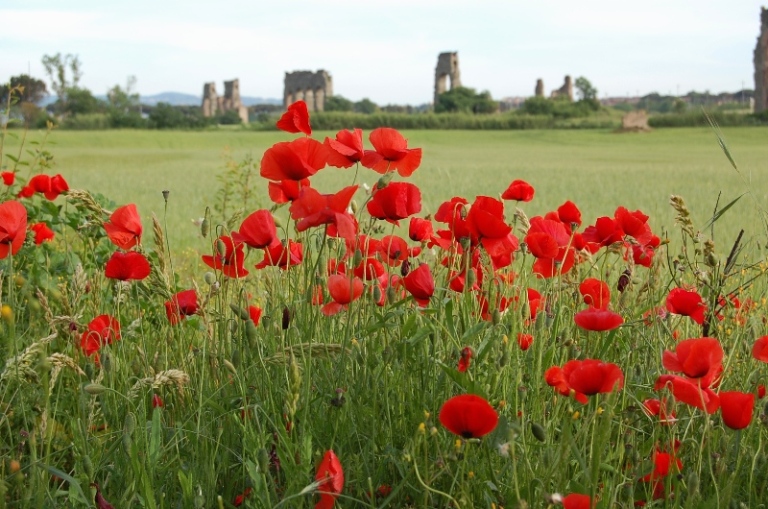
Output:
(361, 127), (422, 177)
(439, 394), (498, 439)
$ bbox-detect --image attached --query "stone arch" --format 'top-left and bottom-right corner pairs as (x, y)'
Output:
(314, 87), (325, 112)
(434, 52), (462, 105)
(304, 88), (315, 111)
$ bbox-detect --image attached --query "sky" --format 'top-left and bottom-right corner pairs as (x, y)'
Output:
(1, 0), (765, 105)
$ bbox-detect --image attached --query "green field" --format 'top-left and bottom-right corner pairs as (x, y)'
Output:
(6, 127), (768, 266)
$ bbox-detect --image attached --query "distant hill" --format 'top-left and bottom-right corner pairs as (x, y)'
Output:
(139, 92), (282, 107)
(39, 92), (282, 107)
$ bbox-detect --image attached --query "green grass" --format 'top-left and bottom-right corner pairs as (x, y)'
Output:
(6, 127), (766, 261)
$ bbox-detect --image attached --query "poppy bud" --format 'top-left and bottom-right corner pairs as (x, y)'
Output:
(203, 272), (216, 285)
(617, 269), (631, 293)
(162, 190), (170, 202)
(229, 303), (250, 321)
(372, 285), (383, 303)
(215, 239), (227, 257)
(687, 471), (699, 497)
(531, 422), (546, 442)
(353, 249), (363, 267)
(376, 172), (394, 189)
(492, 309), (502, 325)
(82, 454), (94, 479)
(201, 216), (209, 238)
(386, 286), (397, 305)
(350, 200), (358, 214)
(466, 269), (477, 288)
(282, 307), (291, 329)
(401, 259), (411, 277)
(84, 383), (107, 396)
(257, 448), (270, 472)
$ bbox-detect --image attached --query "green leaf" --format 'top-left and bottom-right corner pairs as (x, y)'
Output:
(149, 407), (163, 466)
(703, 193), (745, 231)
(38, 463), (89, 503)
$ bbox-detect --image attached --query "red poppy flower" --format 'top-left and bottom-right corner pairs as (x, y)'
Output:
(378, 235), (409, 266)
(92, 482), (116, 509)
(26, 173), (69, 200)
(2, 172), (14, 186)
(152, 394), (164, 408)
(665, 288), (706, 325)
(582, 216), (624, 248)
(315, 450), (344, 509)
(465, 196), (519, 261)
(255, 240), (303, 270)
(290, 185), (358, 243)
(545, 359), (624, 404)
(361, 127), (422, 177)
(81, 314), (121, 357)
(457, 346), (473, 373)
(654, 374), (720, 414)
(642, 398), (676, 425)
(0, 200), (28, 259)
(526, 217), (576, 278)
(662, 337), (723, 388)
(105, 251), (151, 281)
(752, 336), (768, 362)
(268, 178), (310, 204)
(260, 137), (329, 182)
(557, 200), (582, 228)
(501, 179), (535, 202)
(438, 394), (499, 438)
(232, 209), (279, 249)
(759, 384), (766, 399)
(517, 333), (534, 351)
(165, 289), (199, 325)
(325, 128), (364, 168)
(366, 181), (422, 225)
(409, 217), (433, 242)
(402, 263), (434, 307)
(614, 206), (653, 245)
(233, 487), (252, 507)
(247, 305), (262, 327)
(562, 493), (594, 509)
(527, 288), (545, 320)
(574, 307), (623, 332)
(104, 204), (142, 250)
(30, 222), (54, 245)
(719, 391), (754, 430)
(641, 450), (683, 482)
(353, 257), (385, 281)
(202, 235), (248, 278)
(276, 100), (311, 136)
(322, 274), (364, 316)
(579, 278), (610, 309)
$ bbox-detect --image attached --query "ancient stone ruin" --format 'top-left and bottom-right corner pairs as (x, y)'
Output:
(550, 76), (574, 101)
(201, 79), (248, 123)
(284, 70), (333, 112)
(535, 79), (545, 98)
(754, 7), (768, 112)
(434, 52), (462, 105)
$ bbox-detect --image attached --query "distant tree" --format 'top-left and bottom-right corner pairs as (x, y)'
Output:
(324, 95), (354, 112)
(217, 109), (243, 125)
(107, 76), (144, 127)
(575, 77), (598, 101)
(149, 103), (213, 129)
(0, 74), (48, 104)
(435, 87), (497, 114)
(61, 87), (103, 116)
(673, 98), (687, 114)
(354, 98), (379, 114)
(42, 53), (83, 115)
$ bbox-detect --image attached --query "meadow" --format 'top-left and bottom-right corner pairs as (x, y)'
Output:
(1, 120), (768, 508)
(8, 127), (767, 264)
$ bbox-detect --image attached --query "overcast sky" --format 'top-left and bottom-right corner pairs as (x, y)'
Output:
(1, 0), (765, 104)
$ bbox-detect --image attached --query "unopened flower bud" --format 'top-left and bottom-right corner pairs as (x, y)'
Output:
(282, 307), (291, 330)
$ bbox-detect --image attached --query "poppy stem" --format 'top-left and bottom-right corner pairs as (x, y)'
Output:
(412, 456), (460, 508)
